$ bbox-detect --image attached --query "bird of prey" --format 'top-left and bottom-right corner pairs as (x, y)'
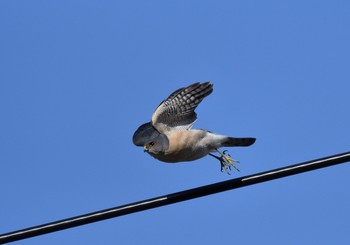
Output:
(132, 82), (256, 174)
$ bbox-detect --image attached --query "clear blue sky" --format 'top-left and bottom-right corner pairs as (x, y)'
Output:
(1, 1), (349, 244)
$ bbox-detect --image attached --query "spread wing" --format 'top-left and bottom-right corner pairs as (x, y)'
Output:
(151, 82), (213, 134)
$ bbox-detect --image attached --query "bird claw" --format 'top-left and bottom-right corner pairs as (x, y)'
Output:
(218, 150), (240, 174)
(209, 149), (240, 174)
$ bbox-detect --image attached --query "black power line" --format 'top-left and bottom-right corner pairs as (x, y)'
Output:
(1, 151), (349, 244)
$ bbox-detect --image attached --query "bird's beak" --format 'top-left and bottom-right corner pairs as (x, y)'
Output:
(143, 145), (148, 153)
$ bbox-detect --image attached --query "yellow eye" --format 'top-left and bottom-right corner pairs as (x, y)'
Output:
(149, 142), (155, 146)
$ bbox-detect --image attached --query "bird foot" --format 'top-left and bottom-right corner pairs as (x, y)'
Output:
(210, 149), (240, 174)
(220, 150), (240, 174)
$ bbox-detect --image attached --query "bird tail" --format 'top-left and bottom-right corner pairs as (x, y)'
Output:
(222, 137), (256, 147)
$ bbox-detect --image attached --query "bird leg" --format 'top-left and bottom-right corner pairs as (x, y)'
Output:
(209, 149), (240, 174)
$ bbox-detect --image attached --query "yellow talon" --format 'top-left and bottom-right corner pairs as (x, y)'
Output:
(216, 149), (240, 173)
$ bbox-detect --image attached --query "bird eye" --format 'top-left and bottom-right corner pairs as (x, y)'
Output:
(149, 142), (155, 146)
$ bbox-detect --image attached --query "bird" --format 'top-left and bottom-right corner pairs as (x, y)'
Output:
(132, 82), (256, 174)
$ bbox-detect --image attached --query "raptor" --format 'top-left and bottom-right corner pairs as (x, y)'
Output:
(132, 82), (256, 174)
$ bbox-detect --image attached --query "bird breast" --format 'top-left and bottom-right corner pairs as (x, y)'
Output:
(154, 130), (209, 163)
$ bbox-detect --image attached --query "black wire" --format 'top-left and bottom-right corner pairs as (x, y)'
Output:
(1, 151), (349, 244)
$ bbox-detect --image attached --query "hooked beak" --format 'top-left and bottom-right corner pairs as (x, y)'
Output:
(143, 145), (148, 153)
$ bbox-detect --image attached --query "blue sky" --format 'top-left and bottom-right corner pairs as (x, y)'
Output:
(1, 1), (349, 244)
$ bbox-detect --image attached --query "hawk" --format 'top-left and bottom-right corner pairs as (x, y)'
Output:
(132, 82), (256, 173)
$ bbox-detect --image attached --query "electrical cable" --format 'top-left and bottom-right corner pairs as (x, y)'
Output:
(1, 151), (349, 244)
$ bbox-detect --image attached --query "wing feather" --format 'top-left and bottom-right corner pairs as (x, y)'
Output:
(152, 82), (213, 133)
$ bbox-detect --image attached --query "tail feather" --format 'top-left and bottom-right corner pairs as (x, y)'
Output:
(223, 137), (256, 147)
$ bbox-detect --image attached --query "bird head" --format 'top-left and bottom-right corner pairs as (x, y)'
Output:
(143, 134), (169, 154)
(132, 122), (160, 147)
